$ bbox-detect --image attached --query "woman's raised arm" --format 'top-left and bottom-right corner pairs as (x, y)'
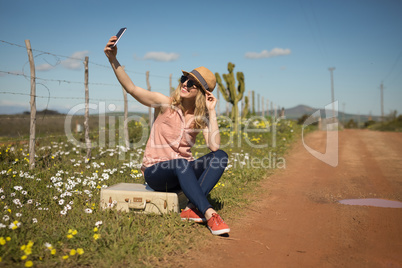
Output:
(104, 36), (170, 108)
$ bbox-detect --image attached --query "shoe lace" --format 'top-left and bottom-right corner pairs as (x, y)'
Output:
(211, 213), (223, 225)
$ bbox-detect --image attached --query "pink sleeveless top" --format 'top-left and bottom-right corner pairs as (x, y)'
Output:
(141, 107), (199, 171)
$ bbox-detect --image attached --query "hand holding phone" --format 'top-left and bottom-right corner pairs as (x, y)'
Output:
(110, 27), (127, 47)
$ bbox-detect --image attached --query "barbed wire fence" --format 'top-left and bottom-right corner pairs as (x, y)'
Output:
(1, 39), (174, 168)
(0, 39), (281, 169)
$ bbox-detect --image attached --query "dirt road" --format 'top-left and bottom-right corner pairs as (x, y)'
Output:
(178, 130), (402, 268)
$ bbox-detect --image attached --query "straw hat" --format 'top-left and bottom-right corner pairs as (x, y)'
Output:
(182, 66), (216, 93)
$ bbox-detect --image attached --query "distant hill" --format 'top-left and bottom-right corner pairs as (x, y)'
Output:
(23, 109), (60, 115)
(1, 104), (380, 123)
(282, 105), (380, 122)
(284, 105), (318, 119)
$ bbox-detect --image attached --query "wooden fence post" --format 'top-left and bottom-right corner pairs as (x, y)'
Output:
(270, 101), (273, 118)
(274, 103), (277, 119)
(84, 56), (91, 162)
(122, 66), (129, 149)
(266, 98), (269, 117)
(146, 71), (153, 126)
(252, 90), (255, 115)
(262, 96), (265, 117)
(25, 40), (36, 170)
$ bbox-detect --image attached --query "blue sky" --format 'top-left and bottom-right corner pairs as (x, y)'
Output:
(0, 0), (401, 117)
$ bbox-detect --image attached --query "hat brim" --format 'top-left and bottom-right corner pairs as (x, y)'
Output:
(182, 70), (207, 93)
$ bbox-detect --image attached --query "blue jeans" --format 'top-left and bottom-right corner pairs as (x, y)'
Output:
(144, 149), (228, 215)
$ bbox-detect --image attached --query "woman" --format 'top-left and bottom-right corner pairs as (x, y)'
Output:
(104, 36), (230, 235)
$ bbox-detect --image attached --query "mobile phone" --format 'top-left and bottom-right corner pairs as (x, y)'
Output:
(111, 27), (127, 47)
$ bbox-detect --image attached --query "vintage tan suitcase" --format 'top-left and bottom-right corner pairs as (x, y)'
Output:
(100, 183), (188, 214)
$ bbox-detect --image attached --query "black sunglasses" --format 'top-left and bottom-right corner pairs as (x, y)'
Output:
(180, 75), (199, 89)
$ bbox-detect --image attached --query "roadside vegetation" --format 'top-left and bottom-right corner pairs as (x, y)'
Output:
(343, 110), (402, 132)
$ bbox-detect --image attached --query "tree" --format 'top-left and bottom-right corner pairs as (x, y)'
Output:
(345, 119), (358, 129)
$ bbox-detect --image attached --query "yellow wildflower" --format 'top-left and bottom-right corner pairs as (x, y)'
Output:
(93, 227), (98, 232)
(70, 249), (76, 256)
(77, 248), (84, 255)
(62, 255), (69, 260)
(21, 255), (27, 260)
(24, 247), (32, 255)
(66, 234), (73, 239)
(11, 221), (18, 230)
(0, 237), (5, 245)
(51, 249), (56, 255)
(25, 261), (33, 267)
(93, 234), (99, 240)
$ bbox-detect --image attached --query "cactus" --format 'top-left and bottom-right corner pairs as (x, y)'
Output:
(242, 95), (249, 119)
(215, 62), (245, 132)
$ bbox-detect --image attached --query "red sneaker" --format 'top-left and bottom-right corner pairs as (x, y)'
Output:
(207, 213), (230, 235)
(180, 208), (206, 223)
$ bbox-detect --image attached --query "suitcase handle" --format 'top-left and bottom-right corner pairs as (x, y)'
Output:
(125, 198), (151, 210)
(128, 201), (146, 210)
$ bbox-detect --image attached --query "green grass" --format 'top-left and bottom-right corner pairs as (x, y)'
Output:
(0, 115), (306, 267)
(367, 117), (402, 132)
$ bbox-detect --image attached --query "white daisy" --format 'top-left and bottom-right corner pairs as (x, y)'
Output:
(85, 208), (93, 214)
(14, 186), (23, 191)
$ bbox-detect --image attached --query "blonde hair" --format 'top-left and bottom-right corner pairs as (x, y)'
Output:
(170, 83), (208, 129)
